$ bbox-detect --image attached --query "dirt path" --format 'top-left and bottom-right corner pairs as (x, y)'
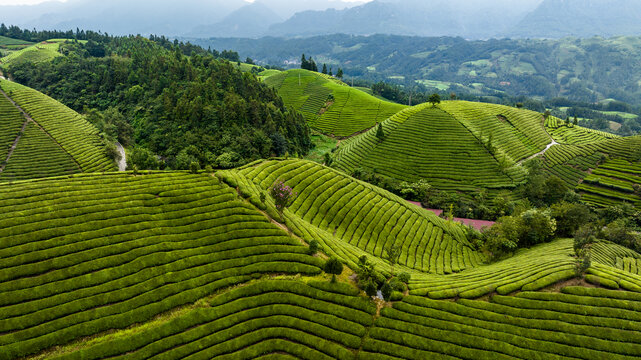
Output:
(519, 139), (559, 165)
(0, 87), (82, 172)
(0, 118), (28, 173)
(116, 142), (126, 171)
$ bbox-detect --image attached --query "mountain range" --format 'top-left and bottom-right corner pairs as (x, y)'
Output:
(2, 0), (641, 39)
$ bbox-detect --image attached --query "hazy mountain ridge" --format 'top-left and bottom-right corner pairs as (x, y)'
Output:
(3, 0), (641, 39)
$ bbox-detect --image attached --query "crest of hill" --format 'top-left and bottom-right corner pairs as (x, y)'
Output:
(0, 39), (68, 69)
(0, 79), (116, 181)
(264, 69), (406, 137)
(334, 100), (553, 195)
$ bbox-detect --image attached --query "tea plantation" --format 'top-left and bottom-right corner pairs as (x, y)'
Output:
(0, 40), (64, 69)
(333, 101), (553, 195)
(0, 79), (116, 180)
(3, 68), (641, 359)
(264, 69), (406, 137)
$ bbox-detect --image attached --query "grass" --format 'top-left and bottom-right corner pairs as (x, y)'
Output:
(304, 132), (338, 164)
(0, 79), (117, 176)
(264, 69), (406, 137)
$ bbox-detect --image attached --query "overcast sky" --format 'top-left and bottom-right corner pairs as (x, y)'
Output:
(0, 0), (367, 4)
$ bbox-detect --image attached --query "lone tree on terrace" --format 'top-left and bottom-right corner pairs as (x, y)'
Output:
(428, 93), (441, 107)
(385, 244), (401, 276)
(376, 123), (385, 141)
(324, 258), (344, 283)
(270, 180), (296, 215)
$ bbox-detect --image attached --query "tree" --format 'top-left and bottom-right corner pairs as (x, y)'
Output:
(301, 54), (308, 70)
(322, 63), (328, 74)
(324, 257), (343, 283)
(323, 152), (333, 166)
(520, 209), (556, 247)
(381, 282), (392, 301)
(428, 93), (441, 107)
(189, 161), (200, 174)
(385, 244), (401, 275)
(573, 116), (579, 126)
(270, 180), (296, 215)
(329, 67), (333, 77)
(550, 202), (593, 237)
(375, 123), (385, 141)
(574, 224), (596, 277)
(308, 57), (318, 72)
(308, 239), (320, 255)
(336, 68), (343, 79)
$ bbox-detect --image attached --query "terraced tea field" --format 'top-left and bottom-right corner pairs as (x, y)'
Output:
(2, 159), (641, 359)
(0, 79), (116, 180)
(334, 101), (554, 194)
(0, 40), (63, 68)
(264, 69), (406, 137)
(577, 158), (641, 208)
(236, 159), (479, 275)
(0, 173), (324, 359)
(15, 279), (641, 360)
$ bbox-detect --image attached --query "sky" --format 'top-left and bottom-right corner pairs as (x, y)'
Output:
(0, 0), (66, 4)
(0, 0), (367, 4)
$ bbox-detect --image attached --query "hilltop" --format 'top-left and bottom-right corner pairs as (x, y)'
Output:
(264, 69), (406, 137)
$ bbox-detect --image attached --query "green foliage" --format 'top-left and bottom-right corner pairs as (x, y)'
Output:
(127, 146), (161, 170)
(189, 161), (200, 174)
(550, 202), (593, 237)
(8, 37), (312, 170)
(324, 258), (344, 283)
(381, 282), (392, 301)
(428, 93), (441, 106)
(308, 239), (320, 255)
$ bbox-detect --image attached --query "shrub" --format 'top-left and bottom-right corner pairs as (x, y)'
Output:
(381, 282), (392, 301)
(189, 161), (200, 174)
(520, 209), (556, 247)
(308, 240), (320, 255)
(397, 272), (411, 284)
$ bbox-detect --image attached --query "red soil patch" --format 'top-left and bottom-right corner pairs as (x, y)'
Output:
(407, 201), (495, 231)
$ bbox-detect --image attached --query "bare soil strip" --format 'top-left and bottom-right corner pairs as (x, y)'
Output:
(0, 87), (82, 171)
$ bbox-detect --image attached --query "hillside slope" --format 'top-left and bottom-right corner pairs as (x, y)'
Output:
(264, 69), (406, 137)
(334, 100), (551, 194)
(0, 39), (64, 69)
(0, 79), (116, 180)
(3, 166), (641, 359)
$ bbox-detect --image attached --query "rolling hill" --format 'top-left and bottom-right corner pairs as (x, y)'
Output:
(333, 100), (550, 194)
(264, 69), (406, 137)
(0, 78), (116, 181)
